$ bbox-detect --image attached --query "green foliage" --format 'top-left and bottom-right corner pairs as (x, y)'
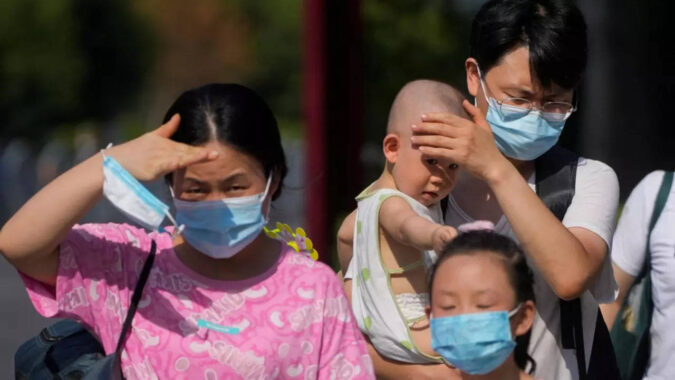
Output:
(362, 0), (469, 143)
(0, 0), (154, 145)
(0, 0), (469, 148)
(0, 0), (83, 141)
(234, 0), (302, 136)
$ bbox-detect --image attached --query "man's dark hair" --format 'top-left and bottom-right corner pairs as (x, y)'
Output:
(470, 0), (587, 89)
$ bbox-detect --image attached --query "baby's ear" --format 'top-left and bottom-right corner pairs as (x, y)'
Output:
(383, 133), (400, 164)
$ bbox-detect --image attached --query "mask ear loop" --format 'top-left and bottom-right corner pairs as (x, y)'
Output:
(507, 303), (524, 319)
(100, 142), (113, 159)
(164, 212), (185, 238)
(261, 173), (274, 222)
(475, 65), (492, 106)
(165, 184), (185, 238)
(262, 174), (273, 198)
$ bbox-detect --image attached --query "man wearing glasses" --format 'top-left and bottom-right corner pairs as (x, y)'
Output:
(339, 0), (620, 378)
(410, 0), (620, 379)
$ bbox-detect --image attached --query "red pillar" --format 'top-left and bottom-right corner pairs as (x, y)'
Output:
(303, 0), (328, 262)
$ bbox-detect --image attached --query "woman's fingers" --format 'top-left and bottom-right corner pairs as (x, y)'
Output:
(169, 143), (219, 169)
(179, 147), (217, 168)
(154, 114), (181, 138)
(144, 141), (219, 178)
(110, 115), (223, 181)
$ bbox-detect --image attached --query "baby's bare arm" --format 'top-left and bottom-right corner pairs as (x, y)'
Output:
(337, 210), (357, 276)
(379, 197), (457, 253)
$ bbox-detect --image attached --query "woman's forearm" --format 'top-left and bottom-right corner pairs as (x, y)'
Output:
(1, 116), (218, 285)
(486, 162), (604, 300)
(0, 152), (104, 282)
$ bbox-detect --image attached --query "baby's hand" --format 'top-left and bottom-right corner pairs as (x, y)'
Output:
(431, 225), (458, 253)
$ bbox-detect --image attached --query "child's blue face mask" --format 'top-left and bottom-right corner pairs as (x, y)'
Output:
(430, 304), (522, 375)
(173, 175), (272, 259)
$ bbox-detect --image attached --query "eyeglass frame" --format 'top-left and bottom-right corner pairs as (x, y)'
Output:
(476, 66), (578, 122)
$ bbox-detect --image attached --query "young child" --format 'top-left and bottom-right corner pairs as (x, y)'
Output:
(428, 230), (538, 379)
(339, 80), (467, 365)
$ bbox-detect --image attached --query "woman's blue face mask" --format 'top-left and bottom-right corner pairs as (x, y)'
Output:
(173, 175), (273, 259)
(430, 304), (522, 375)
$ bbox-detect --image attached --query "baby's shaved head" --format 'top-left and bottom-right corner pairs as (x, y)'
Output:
(387, 80), (467, 137)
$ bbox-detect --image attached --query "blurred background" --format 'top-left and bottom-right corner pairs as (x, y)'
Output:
(1, 0), (674, 371)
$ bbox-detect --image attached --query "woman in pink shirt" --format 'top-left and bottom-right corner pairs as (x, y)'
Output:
(0, 83), (374, 379)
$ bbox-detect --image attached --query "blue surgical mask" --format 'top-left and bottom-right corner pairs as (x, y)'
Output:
(102, 150), (181, 233)
(173, 176), (272, 259)
(430, 304), (522, 375)
(478, 69), (565, 161)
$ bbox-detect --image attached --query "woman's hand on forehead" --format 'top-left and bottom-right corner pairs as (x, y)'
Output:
(107, 114), (220, 181)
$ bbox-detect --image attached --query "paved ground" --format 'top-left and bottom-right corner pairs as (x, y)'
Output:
(0, 257), (51, 375)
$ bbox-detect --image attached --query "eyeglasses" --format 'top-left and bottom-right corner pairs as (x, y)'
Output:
(479, 72), (577, 123)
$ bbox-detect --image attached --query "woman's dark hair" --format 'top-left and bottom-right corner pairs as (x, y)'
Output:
(470, 0), (587, 89)
(163, 83), (287, 200)
(429, 230), (537, 373)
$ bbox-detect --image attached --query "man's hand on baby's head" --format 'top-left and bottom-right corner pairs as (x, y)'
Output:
(431, 225), (458, 254)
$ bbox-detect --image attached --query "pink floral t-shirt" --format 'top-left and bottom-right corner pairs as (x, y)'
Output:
(21, 223), (374, 380)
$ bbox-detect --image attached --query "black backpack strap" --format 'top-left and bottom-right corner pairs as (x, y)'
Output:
(562, 298), (587, 379)
(535, 147), (588, 378)
(114, 240), (156, 356)
(649, 172), (673, 232)
(534, 146), (578, 220)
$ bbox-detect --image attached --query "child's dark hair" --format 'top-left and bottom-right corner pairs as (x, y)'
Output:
(429, 230), (537, 373)
(163, 83), (287, 200)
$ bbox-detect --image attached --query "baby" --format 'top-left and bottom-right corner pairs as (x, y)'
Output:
(339, 80), (468, 363)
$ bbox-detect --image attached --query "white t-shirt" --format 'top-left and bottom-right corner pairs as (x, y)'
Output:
(444, 157), (619, 380)
(611, 170), (675, 379)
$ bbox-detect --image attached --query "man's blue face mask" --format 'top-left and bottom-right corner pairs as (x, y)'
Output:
(430, 304), (522, 375)
(477, 67), (566, 161)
